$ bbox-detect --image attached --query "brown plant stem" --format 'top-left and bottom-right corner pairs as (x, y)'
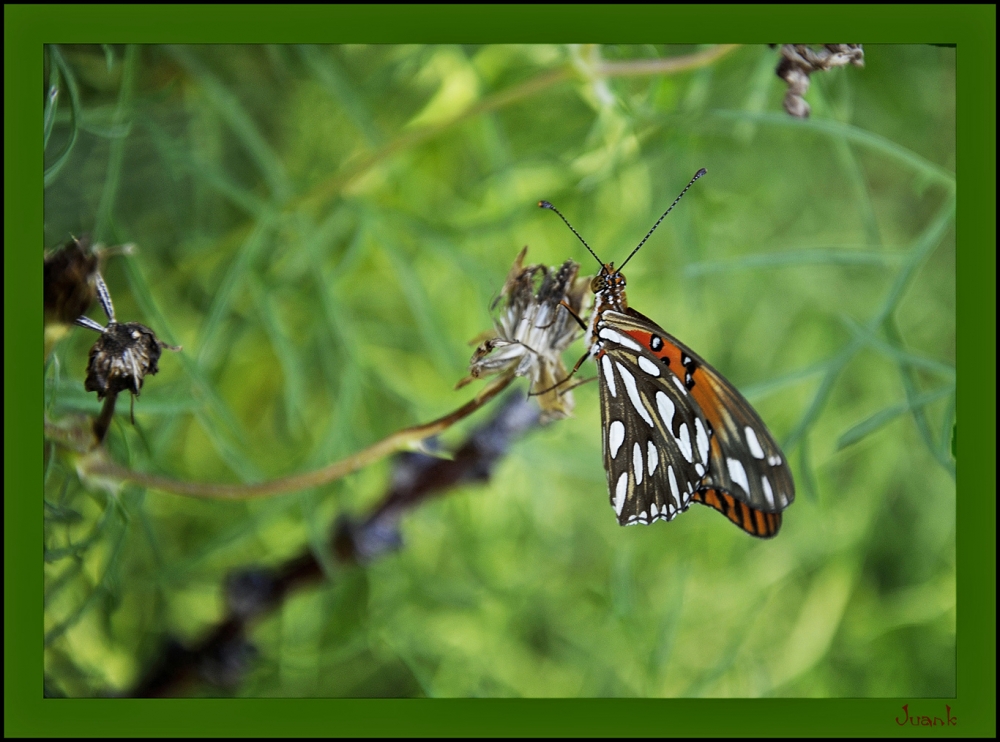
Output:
(92, 393), (118, 444)
(78, 371), (516, 500)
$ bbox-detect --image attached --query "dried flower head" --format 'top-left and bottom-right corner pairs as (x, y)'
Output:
(459, 247), (591, 422)
(75, 273), (178, 401)
(85, 322), (166, 399)
(775, 44), (865, 118)
(44, 235), (100, 325)
(44, 235), (136, 325)
(45, 235), (138, 357)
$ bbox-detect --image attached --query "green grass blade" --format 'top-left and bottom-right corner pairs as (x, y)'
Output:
(712, 110), (955, 190)
(167, 45), (292, 203)
(43, 46), (82, 187)
(297, 44), (383, 148)
(145, 118), (272, 217)
(837, 384), (955, 451)
(93, 44), (139, 242)
(685, 248), (906, 277)
(840, 314), (955, 379)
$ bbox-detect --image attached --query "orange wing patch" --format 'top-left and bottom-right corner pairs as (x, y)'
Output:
(624, 329), (730, 433)
(692, 489), (782, 538)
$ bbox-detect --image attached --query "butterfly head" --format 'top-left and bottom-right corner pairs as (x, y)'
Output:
(591, 263), (628, 312)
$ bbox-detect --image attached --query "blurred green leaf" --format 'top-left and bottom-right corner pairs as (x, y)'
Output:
(711, 110), (955, 189)
(837, 384), (955, 450)
(44, 46), (81, 186)
(685, 247), (906, 277)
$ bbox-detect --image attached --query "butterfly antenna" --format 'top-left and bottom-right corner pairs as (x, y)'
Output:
(538, 200), (604, 270)
(617, 168), (707, 273)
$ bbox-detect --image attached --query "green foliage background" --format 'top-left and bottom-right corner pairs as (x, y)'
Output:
(43, 44), (955, 698)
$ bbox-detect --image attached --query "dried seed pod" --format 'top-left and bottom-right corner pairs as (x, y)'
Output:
(72, 272), (179, 441)
(775, 44), (865, 118)
(84, 321), (166, 399)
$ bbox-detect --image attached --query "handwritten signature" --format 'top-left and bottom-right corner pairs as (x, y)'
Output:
(896, 704), (958, 727)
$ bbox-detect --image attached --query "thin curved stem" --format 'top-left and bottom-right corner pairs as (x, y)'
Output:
(77, 372), (516, 500)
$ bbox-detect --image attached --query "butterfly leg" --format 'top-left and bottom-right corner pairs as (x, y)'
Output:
(559, 300), (589, 331)
(528, 349), (592, 398)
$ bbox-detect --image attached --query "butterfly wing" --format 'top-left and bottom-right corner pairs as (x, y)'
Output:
(596, 309), (794, 536)
(597, 341), (705, 525)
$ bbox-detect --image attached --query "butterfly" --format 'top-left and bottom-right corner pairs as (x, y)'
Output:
(540, 169), (794, 537)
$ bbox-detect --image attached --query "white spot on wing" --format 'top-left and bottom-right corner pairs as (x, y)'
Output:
(768, 454), (782, 466)
(671, 375), (688, 396)
(616, 362), (653, 427)
(633, 442), (644, 486)
(695, 418), (710, 463)
(599, 327), (642, 351)
(614, 472), (628, 516)
(727, 457), (750, 495)
(655, 391), (675, 431)
(647, 441), (659, 476)
(608, 421), (625, 459)
(762, 475), (775, 508)
(745, 426), (766, 459)
(637, 356), (660, 377)
(668, 466), (680, 505)
(601, 356), (617, 398)
(677, 423), (694, 462)
(695, 462), (705, 477)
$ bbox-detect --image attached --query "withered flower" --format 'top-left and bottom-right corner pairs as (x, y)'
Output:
(84, 321), (166, 399)
(44, 235), (100, 325)
(74, 272), (178, 441)
(75, 273), (176, 399)
(44, 235), (136, 357)
(459, 247), (591, 422)
(775, 44), (865, 118)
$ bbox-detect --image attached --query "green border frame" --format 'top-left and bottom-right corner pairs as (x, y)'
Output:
(6, 4), (994, 737)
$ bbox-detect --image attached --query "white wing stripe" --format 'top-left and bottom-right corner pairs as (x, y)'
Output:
(616, 362), (653, 427)
(762, 475), (775, 508)
(655, 391), (675, 432)
(727, 457), (751, 496)
(614, 472), (628, 516)
(745, 426), (766, 459)
(601, 355), (617, 398)
(677, 423), (694, 463)
(695, 418), (710, 463)
(599, 327), (642, 351)
(608, 420), (625, 459)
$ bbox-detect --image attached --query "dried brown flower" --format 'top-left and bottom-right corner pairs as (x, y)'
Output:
(75, 272), (178, 406)
(44, 235), (99, 325)
(44, 235), (137, 357)
(775, 44), (865, 118)
(84, 321), (166, 399)
(459, 247), (591, 422)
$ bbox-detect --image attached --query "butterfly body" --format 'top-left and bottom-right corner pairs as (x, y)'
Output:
(542, 173), (794, 538)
